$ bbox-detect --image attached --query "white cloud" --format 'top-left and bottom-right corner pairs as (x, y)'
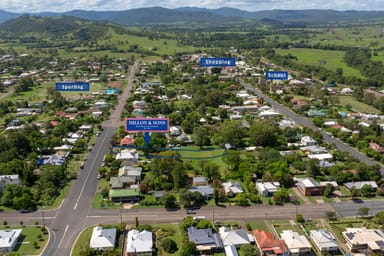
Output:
(0, 0), (383, 13)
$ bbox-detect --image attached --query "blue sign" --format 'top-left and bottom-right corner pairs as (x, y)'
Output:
(55, 82), (90, 91)
(266, 71), (289, 80)
(125, 118), (170, 132)
(200, 58), (236, 67)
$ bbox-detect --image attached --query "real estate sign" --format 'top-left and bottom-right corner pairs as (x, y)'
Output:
(125, 118), (170, 133)
(200, 57), (236, 67)
(265, 71), (289, 80)
(55, 82), (90, 91)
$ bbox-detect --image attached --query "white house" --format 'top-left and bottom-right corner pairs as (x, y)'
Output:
(280, 230), (312, 256)
(126, 229), (153, 256)
(342, 227), (384, 254)
(310, 229), (338, 253)
(116, 149), (139, 165)
(170, 126), (181, 136)
(219, 226), (252, 247)
(256, 182), (280, 197)
(300, 136), (316, 146)
(0, 175), (22, 192)
(89, 226), (116, 251)
(222, 182), (244, 197)
(224, 244), (239, 256)
(0, 229), (22, 253)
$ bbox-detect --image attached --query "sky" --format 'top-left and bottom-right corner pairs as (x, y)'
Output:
(1, 0), (384, 13)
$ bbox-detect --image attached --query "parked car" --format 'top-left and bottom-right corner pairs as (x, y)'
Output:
(186, 209), (196, 214)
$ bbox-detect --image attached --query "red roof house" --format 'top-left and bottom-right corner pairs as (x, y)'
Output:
(253, 229), (289, 256)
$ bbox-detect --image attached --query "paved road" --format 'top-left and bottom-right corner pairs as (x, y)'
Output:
(40, 61), (139, 256)
(239, 79), (379, 167)
(5, 199), (384, 227)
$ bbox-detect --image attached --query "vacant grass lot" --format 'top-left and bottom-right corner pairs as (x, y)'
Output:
(276, 48), (364, 78)
(338, 95), (380, 114)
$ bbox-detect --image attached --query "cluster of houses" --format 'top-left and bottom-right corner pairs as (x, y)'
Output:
(84, 224), (384, 256)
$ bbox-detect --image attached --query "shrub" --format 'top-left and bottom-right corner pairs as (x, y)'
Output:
(161, 238), (178, 253)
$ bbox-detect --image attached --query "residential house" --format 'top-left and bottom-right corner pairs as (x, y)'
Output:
(193, 176), (209, 186)
(344, 181), (378, 191)
(256, 182), (280, 197)
(126, 229), (153, 256)
(89, 226), (116, 251)
(280, 230), (312, 255)
(118, 166), (142, 182)
(189, 185), (214, 199)
(219, 226), (252, 247)
(369, 142), (384, 153)
(115, 149), (139, 166)
(109, 176), (136, 189)
(224, 244), (239, 256)
(258, 109), (280, 118)
(310, 229), (338, 253)
(343, 228), (384, 254)
(307, 153), (333, 161)
(300, 136), (316, 146)
(222, 182), (244, 197)
(170, 126), (181, 136)
(93, 101), (109, 110)
(300, 145), (328, 154)
(253, 229), (289, 256)
(187, 227), (224, 252)
(0, 175), (21, 192)
(296, 178), (326, 196)
(0, 229), (22, 253)
(120, 135), (136, 146)
(109, 188), (140, 203)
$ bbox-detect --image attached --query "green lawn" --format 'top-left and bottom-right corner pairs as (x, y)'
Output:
(276, 48), (364, 78)
(245, 220), (269, 231)
(0, 226), (49, 255)
(179, 146), (227, 174)
(338, 95), (380, 114)
(154, 224), (184, 256)
(72, 226), (93, 256)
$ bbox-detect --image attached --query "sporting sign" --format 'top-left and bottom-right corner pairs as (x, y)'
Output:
(125, 118), (170, 133)
(200, 57), (236, 67)
(265, 71), (289, 80)
(55, 82), (90, 92)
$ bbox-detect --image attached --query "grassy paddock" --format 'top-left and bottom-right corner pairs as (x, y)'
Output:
(276, 48), (364, 78)
(338, 95), (380, 114)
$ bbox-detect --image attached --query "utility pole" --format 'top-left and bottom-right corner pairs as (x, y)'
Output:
(41, 206), (46, 227)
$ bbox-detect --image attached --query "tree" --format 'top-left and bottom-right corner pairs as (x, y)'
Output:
(161, 193), (177, 209)
(240, 244), (258, 256)
(196, 219), (213, 229)
(295, 214), (305, 223)
(249, 120), (280, 147)
(358, 207), (370, 218)
(161, 238), (178, 253)
(306, 159), (320, 178)
(180, 241), (196, 256)
(273, 187), (290, 205)
(374, 211), (384, 225)
(360, 184), (374, 197)
(323, 184), (334, 198)
(325, 211), (337, 221)
(214, 120), (245, 147)
(223, 150), (241, 171)
(193, 126), (211, 148)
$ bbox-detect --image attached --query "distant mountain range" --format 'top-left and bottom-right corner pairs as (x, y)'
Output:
(1, 7), (384, 26)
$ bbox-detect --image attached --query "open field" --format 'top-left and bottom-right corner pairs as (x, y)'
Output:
(276, 48), (364, 78)
(338, 95), (381, 114)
